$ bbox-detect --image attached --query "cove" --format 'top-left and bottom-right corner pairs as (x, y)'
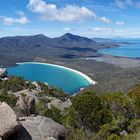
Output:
(7, 62), (95, 94)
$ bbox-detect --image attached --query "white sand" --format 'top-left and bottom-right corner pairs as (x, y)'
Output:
(17, 62), (96, 85)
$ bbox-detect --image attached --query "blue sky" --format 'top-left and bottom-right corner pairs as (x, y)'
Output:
(0, 0), (140, 38)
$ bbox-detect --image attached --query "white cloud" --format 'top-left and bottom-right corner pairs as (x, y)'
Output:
(0, 11), (29, 25)
(116, 21), (124, 25)
(1, 16), (29, 25)
(16, 10), (25, 16)
(92, 27), (113, 32)
(27, 0), (112, 24)
(98, 17), (112, 24)
(63, 27), (71, 32)
(114, 0), (135, 9)
(87, 27), (140, 38)
(28, 0), (96, 22)
(115, 0), (126, 9)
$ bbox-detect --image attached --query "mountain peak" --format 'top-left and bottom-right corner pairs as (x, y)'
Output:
(33, 34), (51, 40)
(34, 34), (47, 38)
(63, 33), (74, 37)
(61, 33), (94, 43)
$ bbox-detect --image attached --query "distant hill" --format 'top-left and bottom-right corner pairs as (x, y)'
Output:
(54, 33), (94, 44)
(0, 33), (117, 66)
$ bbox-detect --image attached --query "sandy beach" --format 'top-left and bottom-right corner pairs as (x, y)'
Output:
(17, 62), (96, 85)
(87, 54), (140, 68)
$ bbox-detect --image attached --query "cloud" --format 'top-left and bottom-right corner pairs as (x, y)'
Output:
(115, 0), (140, 9)
(115, 0), (126, 9)
(63, 27), (71, 32)
(27, 0), (96, 22)
(92, 27), (113, 32)
(16, 10), (26, 16)
(1, 16), (29, 25)
(0, 11), (29, 25)
(98, 17), (112, 24)
(115, 0), (133, 9)
(27, 0), (112, 24)
(87, 27), (140, 38)
(116, 21), (124, 25)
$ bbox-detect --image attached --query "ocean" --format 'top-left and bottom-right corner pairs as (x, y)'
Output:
(98, 38), (140, 58)
(7, 62), (91, 94)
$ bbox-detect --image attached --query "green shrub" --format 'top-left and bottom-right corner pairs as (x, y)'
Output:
(44, 106), (62, 124)
(1, 76), (27, 92)
(107, 134), (121, 140)
(67, 129), (87, 140)
(99, 92), (134, 120)
(0, 91), (18, 107)
(128, 84), (140, 118)
(35, 99), (50, 115)
(72, 91), (112, 132)
(62, 108), (81, 129)
(27, 82), (36, 91)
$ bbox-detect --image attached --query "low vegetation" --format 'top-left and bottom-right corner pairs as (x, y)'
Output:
(0, 91), (18, 107)
(1, 76), (140, 139)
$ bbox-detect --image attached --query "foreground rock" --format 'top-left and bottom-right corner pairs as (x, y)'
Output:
(0, 102), (20, 139)
(18, 116), (67, 140)
(0, 68), (7, 78)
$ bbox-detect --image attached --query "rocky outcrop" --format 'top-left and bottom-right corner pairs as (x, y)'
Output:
(16, 95), (36, 116)
(0, 68), (7, 78)
(19, 116), (67, 140)
(0, 102), (67, 140)
(47, 98), (72, 112)
(0, 102), (20, 139)
(32, 81), (42, 91)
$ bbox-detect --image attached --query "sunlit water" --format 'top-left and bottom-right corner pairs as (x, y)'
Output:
(99, 39), (140, 58)
(7, 62), (91, 94)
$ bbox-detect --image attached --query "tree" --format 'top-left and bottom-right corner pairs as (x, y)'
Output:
(72, 91), (112, 132)
(128, 84), (140, 118)
(100, 92), (134, 120)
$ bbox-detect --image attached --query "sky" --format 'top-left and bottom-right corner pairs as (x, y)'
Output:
(0, 0), (140, 38)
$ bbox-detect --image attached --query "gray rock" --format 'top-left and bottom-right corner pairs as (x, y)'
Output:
(0, 102), (20, 139)
(47, 98), (72, 112)
(16, 95), (36, 116)
(19, 116), (67, 140)
(32, 81), (42, 91)
(0, 68), (7, 78)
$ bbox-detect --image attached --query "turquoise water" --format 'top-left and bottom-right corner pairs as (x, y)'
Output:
(7, 63), (91, 94)
(99, 39), (140, 58)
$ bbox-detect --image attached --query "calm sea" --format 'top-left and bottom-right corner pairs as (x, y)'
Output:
(99, 38), (140, 58)
(7, 63), (91, 94)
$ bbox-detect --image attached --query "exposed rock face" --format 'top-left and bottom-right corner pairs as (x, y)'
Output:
(19, 116), (67, 140)
(0, 102), (20, 139)
(32, 81), (42, 91)
(0, 68), (7, 78)
(16, 95), (36, 116)
(47, 98), (72, 112)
